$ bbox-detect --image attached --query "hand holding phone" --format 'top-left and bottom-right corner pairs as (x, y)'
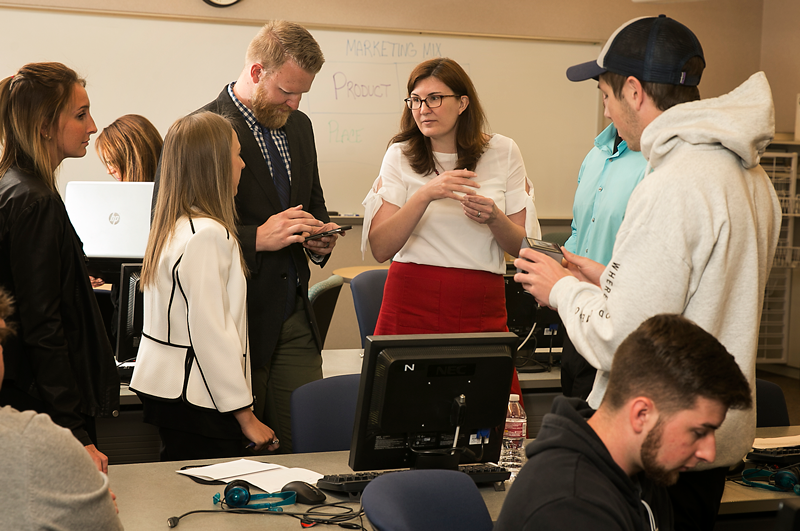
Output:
(517, 238), (564, 273)
(305, 225), (352, 241)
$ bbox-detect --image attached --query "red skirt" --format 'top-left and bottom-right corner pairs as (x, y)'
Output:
(374, 262), (523, 401)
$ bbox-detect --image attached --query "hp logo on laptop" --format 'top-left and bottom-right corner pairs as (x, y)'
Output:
(109, 212), (120, 225)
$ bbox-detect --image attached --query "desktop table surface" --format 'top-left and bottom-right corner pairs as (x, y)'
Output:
(108, 451), (508, 531)
(108, 428), (800, 530)
(719, 425), (800, 515)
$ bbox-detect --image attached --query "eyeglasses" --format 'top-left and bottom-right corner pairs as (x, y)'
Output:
(404, 94), (459, 110)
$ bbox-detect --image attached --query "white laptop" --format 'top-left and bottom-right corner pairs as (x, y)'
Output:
(65, 181), (154, 259)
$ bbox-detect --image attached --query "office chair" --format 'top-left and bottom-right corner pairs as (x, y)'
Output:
(308, 274), (344, 346)
(775, 498), (800, 531)
(290, 374), (360, 453)
(361, 469), (494, 531)
(349, 268), (388, 348)
(756, 378), (791, 428)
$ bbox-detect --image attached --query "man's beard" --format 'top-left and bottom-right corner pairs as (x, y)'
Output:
(252, 83), (292, 129)
(640, 418), (681, 486)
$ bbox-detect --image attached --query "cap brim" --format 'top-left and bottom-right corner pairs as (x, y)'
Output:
(566, 60), (606, 82)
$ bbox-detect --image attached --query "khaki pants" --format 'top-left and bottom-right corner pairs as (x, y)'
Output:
(252, 295), (322, 453)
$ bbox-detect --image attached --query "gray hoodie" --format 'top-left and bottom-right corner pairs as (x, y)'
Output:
(549, 72), (782, 467)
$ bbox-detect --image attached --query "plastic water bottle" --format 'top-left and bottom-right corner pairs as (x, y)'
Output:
(498, 394), (527, 479)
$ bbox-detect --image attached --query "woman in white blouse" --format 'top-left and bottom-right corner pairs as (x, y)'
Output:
(130, 112), (278, 460)
(362, 58), (540, 395)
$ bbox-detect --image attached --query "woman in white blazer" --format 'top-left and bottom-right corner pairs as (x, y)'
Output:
(130, 112), (278, 460)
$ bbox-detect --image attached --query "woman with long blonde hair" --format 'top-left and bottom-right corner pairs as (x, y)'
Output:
(130, 111), (278, 460)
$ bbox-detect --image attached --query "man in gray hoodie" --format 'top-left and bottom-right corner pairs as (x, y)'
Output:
(515, 15), (781, 531)
(494, 314), (752, 531)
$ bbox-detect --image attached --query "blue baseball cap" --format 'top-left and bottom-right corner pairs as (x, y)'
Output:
(567, 15), (705, 86)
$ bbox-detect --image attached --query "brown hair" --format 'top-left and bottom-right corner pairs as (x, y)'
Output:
(602, 314), (752, 415)
(0, 62), (85, 192)
(391, 58), (488, 175)
(600, 56), (705, 112)
(141, 112), (243, 287)
(96, 114), (163, 183)
(247, 20), (325, 75)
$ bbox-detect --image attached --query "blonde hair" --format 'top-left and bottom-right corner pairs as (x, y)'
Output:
(246, 20), (324, 75)
(0, 62), (85, 192)
(96, 114), (163, 183)
(141, 112), (243, 287)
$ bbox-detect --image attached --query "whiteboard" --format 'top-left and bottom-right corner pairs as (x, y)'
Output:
(0, 8), (600, 219)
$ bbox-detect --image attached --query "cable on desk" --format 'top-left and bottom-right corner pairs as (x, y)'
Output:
(167, 501), (366, 528)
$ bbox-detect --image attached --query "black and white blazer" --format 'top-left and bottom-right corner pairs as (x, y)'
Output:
(130, 216), (252, 413)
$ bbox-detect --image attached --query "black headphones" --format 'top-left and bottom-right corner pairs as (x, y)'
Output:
(213, 480), (296, 511)
(742, 466), (800, 495)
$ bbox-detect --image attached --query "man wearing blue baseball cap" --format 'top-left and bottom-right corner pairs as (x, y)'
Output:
(515, 15), (781, 531)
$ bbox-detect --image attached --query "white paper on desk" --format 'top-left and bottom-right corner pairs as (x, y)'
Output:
(244, 468), (324, 493)
(752, 435), (800, 449)
(176, 458), (282, 481)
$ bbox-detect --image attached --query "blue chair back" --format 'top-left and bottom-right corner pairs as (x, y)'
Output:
(350, 268), (388, 348)
(361, 469), (493, 531)
(308, 274), (344, 346)
(756, 378), (790, 428)
(290, 374), (360, 453)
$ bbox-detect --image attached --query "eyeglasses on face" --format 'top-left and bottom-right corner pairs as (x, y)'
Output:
(404, 94), (459, 110)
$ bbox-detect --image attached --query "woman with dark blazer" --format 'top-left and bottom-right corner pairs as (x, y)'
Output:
(0, 62), (119, 473)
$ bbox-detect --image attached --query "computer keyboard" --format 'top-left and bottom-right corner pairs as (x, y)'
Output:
(317, 464), (511, 493)
(746, 445), (800, 466)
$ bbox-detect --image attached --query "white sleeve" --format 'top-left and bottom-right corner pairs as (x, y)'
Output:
(179, 226), (252, 413)
(361, 144), (408, 258)
(503, 138), (541, 238)
(549, 215), (692, 377)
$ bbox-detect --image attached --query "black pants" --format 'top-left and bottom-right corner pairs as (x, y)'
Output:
(140, 395), (245, 462)
(667, 467), (728, 531)
(157, 426), (245, 462)
(560, 332), (596, 400)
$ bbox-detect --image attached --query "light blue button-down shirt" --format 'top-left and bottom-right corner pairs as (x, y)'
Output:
(564, 123), (648, 266)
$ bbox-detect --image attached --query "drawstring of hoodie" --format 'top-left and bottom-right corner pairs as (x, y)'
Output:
(641, 499), (657, 531)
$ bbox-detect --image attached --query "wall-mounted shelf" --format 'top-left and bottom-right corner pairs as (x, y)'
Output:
(758, 151), (798, 363)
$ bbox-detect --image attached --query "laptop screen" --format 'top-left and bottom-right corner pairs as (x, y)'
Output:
(65, 181), (153, 259)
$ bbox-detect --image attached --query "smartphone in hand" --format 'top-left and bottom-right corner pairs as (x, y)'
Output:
(305, 225), (352, 241)
(517, 237), (564, 273)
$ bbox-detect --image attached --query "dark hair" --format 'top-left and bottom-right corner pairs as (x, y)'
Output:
(391, 58), (488, 175)
(603, 314), (752, 415)
(96, 114), (163, 183)
(600, 56), (704, 112)
(0, 62), (85, 192)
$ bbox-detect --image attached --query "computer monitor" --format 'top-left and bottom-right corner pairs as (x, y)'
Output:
(349, 332), (518, 472)
(115, 263), (144, 363)
(504, 274), (564, 350)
